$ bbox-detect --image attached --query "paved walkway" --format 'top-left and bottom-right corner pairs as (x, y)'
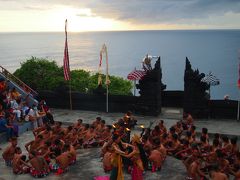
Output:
(52, 108), (240, 137)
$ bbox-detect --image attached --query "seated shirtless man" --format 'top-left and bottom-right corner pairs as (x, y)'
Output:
(92, 117), (101, 128)
(33, 124), (47, 137)
(38, 125), (53, 142)
(36, 141), (51, 164)
(2, 137), (18, 166)
(209, 164), (228, 180)
(52, 122), (63, 135)
(167, 133), (181, 155)
(95, 125), (112, 146)
(154, 138), (167, 161)
(216, 149), (230, 175)
(158, 120), (167, 134)
(55, 146), (71, 174)
(12, 147), (30, 174)
(60, 144), (77, 166)
(102, 144), (113, 172)
(65, 128), (78, 146)
(149, 149), (163, 172)
(82, 125), (96, 148)
(230, 164), (240, 180)
(73, 119), (84, 131)
(29, 150), (50, 178)
(187, 157), (207, 180)
(95, 120), (106, 135)
(25, 134), (43, 153)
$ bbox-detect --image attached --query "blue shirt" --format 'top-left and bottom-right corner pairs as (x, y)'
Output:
(0, 118), (8, 132)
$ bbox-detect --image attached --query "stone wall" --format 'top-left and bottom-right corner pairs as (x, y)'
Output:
(38, 90), (240, 119)
(162, 91), (184, 107)
(209, 100), (239, 119)
(38, 90), (138, 113)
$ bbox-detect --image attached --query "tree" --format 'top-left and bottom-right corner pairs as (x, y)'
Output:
(88, 73), (133, 95)
(14, 57), (133, 95)
(14, 57), (64, 90)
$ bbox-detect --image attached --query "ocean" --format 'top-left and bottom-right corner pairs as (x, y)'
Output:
(0, 30), (239, 100)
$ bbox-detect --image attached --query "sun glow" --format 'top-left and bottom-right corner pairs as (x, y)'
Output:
(51, 6), (128, 32)
(0, 6), (131, 32)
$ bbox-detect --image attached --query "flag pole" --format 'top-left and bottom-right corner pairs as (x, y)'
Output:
(105, 44), (109, 113)
(238, 49), (240, 120)
(106, 84), (109, 113)
(209, 84), (211, 99)
(69, 79), (72, 110)
(134, 67), (136, 96)
(237, 90), (239, 120)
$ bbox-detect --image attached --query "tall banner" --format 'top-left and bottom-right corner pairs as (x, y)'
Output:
(63, 19), (70, 81)
(99, 44), (110, 112)
(98, 52), (103, 85)
(63, 19), (72, 110)
(104, 45), (110, 86)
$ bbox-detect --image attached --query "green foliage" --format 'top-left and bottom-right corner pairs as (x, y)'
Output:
(89, 73), (133, 95)
(14, 57), (64, 90)
(70, 69), (90, 92)
(13, 57), (133, 95)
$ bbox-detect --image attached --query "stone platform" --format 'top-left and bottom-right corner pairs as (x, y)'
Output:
(0, 108), (239, 180)
(0, 126), (186, 180)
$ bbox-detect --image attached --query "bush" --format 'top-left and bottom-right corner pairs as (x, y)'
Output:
(13, 57), (133, 95)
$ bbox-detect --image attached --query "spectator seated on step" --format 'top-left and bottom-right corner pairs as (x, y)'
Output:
(22, 85), (32, 96)
(7, 112), (19, 137)
(4, 89), (13, 108)
(0, 112), (18, 140)
(0, 103), (5, 117)
(10, 98), (22, 122)
(25, 105), (43, 129)
(20, 101), (30, 119)
(0, 78), (7, 93)
(38, 100), (54, 125)
(10, 87), (21, 100)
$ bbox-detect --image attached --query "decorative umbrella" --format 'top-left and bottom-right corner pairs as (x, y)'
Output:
(201, 71), (220, 98)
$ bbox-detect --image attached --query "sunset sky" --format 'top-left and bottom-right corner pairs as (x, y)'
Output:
(0, 0), (240, 32)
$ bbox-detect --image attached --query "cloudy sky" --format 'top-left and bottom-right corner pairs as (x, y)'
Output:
(0, 0), (240, 32)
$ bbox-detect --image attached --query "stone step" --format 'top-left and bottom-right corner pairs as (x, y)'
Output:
(161, 108), (183, 119)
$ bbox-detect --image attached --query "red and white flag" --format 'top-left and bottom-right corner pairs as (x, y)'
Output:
(127, 70), (146, 80)
(63, 19), (70, 81)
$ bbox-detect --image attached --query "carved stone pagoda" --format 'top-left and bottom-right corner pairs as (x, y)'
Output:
(135, 57), (166, 116)
(184, 57), (210, 118)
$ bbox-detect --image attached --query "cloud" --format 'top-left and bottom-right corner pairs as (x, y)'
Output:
(24, 6), (50, 11)
(1, 0), (240, 27)
(85, 0), (240, 24)
(76, 13), (98, 18)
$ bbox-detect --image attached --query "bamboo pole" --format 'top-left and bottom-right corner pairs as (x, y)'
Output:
(69, 79), (72, 110)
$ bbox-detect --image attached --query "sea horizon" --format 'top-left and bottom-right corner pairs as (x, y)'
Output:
(0, 28), (240, 34)
(0, 30), (239, 100)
